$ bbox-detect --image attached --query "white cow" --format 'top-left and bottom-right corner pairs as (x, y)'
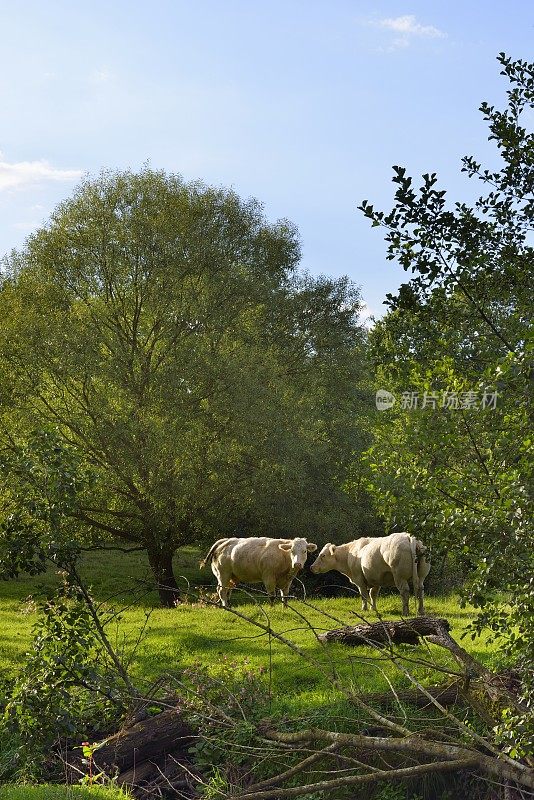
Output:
(310, 532), (430, 615)
(200, 536), (317, 607)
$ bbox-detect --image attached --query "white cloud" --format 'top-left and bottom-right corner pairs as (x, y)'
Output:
(360, 302), (379, 327)
(0, 154), (83, 192)
(378, 15), (445, 39)
(372, 15), (446, 50)
(389, 37), (410, 51)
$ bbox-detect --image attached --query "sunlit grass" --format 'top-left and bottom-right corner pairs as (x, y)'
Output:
(1, 787), (131, 799)
(0, 548), (499, 714)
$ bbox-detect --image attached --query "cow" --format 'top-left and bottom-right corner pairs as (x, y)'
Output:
(310, 532), (430, 616)
(200, 536), (318, 607)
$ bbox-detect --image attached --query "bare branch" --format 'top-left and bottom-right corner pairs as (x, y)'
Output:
(262, 727), (534, 790)
(230, 757), (479, 800)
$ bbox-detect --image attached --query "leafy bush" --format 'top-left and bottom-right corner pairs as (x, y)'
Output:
(178, 657), (270, 775)
(1, 580), (134, 781)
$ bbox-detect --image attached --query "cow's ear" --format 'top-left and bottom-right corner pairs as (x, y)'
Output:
(279, 542), (292, 551)
(328, 544), (336, 555)
(307, 542), (318, 552)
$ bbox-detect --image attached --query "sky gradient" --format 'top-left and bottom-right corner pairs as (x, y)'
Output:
(1, 1), (532, 319)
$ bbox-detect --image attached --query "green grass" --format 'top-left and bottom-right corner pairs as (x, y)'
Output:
(0, 786), (131, 799)
(0, 548), (499, 713)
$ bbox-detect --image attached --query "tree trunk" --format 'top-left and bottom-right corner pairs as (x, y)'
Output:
(147, 547), (181, 607)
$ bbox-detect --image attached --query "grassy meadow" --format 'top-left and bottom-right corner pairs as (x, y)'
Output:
(0, 547), (501, 719)
(1, 787), (131, 799)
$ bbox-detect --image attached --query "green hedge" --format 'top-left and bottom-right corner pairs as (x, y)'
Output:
(0, 786), (131, 800)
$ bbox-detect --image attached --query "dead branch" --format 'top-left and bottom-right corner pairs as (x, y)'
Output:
(261, 726), (534, 791)
(425, 624), (528, 714)
(210, 599), (412, 737)
(319, 615), (527, 722)
(229, 757), (478, 800)
(66, 706), (200, 798)
(91, 708), (193, 773)
(237, 743), (340, 794)
(317, 616), (451, 646)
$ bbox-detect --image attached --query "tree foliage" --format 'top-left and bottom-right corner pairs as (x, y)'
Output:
(359, 53), (533, 748)
(0, 169), (370, 604)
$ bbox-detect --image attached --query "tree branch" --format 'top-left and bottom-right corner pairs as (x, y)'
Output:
(237, 743), (340, 794)
(71, 511), (139, 543)
(261, 727), (534, 790)
(230, 757), (479, 800)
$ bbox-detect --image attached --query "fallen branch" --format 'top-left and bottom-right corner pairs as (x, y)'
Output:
(90, 707), (193, 773)
(424, 624), (528, 714)
(67, 706), (197, 797)
(261, 726), (534, 791)
(117, 749), (199, 797)
(319, 616), (527, 721)
(235, 743), (340, 794)
(229, 757), (478, 800)
(317, 616), (451, 646)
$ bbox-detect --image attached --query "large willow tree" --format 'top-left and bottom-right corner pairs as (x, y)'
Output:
(0, 169), (369, 605)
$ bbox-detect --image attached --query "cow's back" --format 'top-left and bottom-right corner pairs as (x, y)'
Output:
(359, 533), (413, 587)
(221, 537), (289, 582)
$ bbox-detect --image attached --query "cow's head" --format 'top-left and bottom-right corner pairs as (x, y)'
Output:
(279, 538), (317, 571)
(309, 543), (337, 574)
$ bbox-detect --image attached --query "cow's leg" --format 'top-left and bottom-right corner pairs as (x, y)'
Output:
(394, 577), (411, 615)
(263, 576), (277, 605)
(369, 586), (380, 612)
(279, 581), (292, 608)
(214, 566), (232, 608)
(221, 579), (239, 608)
(217, 583), (230, 607)
(358, 583), (371, 612)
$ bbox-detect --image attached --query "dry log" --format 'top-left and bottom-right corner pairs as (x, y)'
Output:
(116, 748), (200, 797)
(115, 759), (157, 786)
(66, 706), (195, 793)
(90, 706), (193, 774)
(317, 616), (451, 647)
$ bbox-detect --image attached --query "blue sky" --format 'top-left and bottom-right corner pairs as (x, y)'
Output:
(1, 1), (532, 319)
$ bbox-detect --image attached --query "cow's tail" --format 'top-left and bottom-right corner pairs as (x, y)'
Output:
(410, 536), (420, 598)
(199, 538), (231, 569)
